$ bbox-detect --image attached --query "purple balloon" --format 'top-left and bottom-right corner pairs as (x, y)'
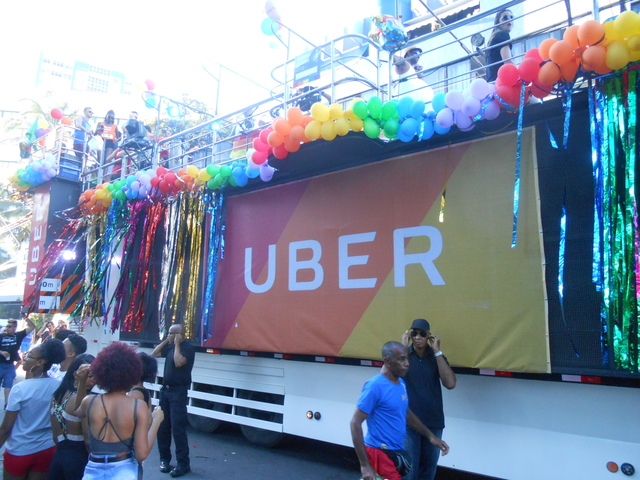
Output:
(482, 100), (501, 120)
(435, 108), (454, 128)
(260, 164), (275, 182)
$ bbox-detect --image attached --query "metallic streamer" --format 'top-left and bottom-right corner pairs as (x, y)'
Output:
(202, 192), (226, 341)
(511, 82), (526, 248)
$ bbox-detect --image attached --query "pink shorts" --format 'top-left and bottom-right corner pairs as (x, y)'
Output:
(3, 446), (56, 476)
(365, 446), (402, 480)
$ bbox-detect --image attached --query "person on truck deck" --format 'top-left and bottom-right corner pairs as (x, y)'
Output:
(485, 9), (514, 82)
(351, 341), (449, 480)
(401, 319), (456, 480)
(152, 323), (195, 478)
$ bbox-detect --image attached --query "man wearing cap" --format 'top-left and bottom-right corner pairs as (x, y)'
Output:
(393, 47), (430, 97)
(401, 319), (456, 480)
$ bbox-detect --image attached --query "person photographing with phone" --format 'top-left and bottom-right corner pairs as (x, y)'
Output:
(401, 319), (456, 480)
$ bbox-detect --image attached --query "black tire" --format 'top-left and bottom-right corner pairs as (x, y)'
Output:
(240, 424), (285, 448)
(187, 413), (222, 433)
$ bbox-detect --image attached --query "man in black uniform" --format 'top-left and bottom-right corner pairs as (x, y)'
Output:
(0, 318), (35, 407)
(152, 323), (195, 477)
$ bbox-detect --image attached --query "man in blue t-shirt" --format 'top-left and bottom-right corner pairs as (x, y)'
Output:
(0, 318), (35, 408)
(350, 341), (449, 480)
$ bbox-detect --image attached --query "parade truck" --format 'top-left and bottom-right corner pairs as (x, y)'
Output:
(22, 1), (639, 479)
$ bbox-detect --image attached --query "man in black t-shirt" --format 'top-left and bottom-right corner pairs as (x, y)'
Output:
(0, 317), (35, 408)
(152, 323), (195, 477)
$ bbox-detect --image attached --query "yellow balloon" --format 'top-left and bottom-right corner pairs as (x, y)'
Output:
(198, 169), (212, 181)
(95, 189), (105, 200)
(320, 120), (337, 141)
(350, 117), (364, 132)
(304, 120), (322, 140)
(186, 165), (199, 178)
(606, 40), (631, 70)
(38, 119), (48, 128)
(310, 103), (330, 122)
(335, 118), (350, 136)
(614, 11), (639, 38)
(344, 109), (356, 120)
(630, 47), (640, 62)
(328, 103), (343, 121)
(628, 34), (640, 51)
(603, 19), (624, 42)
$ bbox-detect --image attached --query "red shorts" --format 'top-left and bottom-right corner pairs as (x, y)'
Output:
(365, 446), (402, 480)
(3, 446), (56, 476)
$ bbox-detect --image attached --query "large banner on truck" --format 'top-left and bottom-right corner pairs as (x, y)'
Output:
(207, 128), (550, 373)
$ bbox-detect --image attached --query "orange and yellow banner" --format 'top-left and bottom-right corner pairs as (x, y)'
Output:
(207, 128), (549, 373)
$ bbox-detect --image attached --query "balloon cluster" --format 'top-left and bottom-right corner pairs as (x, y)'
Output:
(51, 108), (72, 126)
(305, 101), (365, 141)
(9, 155), (58, 191)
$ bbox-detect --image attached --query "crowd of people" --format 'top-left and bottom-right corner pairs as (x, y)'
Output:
(0, 318), (194, 479)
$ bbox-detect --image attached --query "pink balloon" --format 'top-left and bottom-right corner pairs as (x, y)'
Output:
(253, 138), (270, 152)
(252, 150), (268, 165)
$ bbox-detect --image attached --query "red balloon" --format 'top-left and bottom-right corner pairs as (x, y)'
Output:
(252, 150), (268, 165)
(518, 58), (541, 83)
(273, 144), (289, 159)
(524, 48), (544, 64)
(158, 180), (170, 195)
(253, 137), (270, 152)
(156, 166), (167, 176)
(259, 127), (272, 144)
(150, 176), (160, 187)
(497, 64), (520, 87)
(165, 172), (177, 184)
(496, 85), (522, 107)
(50, 108), (63, 120)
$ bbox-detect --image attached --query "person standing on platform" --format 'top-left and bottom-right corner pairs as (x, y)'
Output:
(401, 319), (457, 480)
(96, 110), (120, 164)
(0, 317), (36, 408)
(152, 324), (195, 478)
(73, 107), (94, 162)
(485, 9), (514, 82)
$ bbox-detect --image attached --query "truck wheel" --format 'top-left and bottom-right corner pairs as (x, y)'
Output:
(240, 424), (285, 448)
(187, 414), (222, 433)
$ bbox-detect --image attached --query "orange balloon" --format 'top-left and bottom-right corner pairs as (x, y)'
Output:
(301, 115), (313, 127)
(560, 59), (579, 82)
(283, 136), (301, 152)
(273, 118), (291, 136)
(289, 125), (304, 143)
(549, 40), (575, 65)
(286, 107), (303, 126)
(61, 116), (72, 125)
(581, 45), (606, 72)
(538, 62), (562, 86)
(539, 38), (558, 60)
(563, 25), (580, 49)
(267, 130), (284, 147)
(578, 20), (605, 46)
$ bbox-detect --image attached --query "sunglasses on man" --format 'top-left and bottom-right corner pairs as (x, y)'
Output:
(411, 330), (428, 338)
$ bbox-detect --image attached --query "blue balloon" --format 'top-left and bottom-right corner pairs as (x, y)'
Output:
(425, 109), (436, 120)
(410, 100), (426, 119)
(397, 96), (414, 119)
(400, 118), (419, 137)
(398, 130), (413, 142)
(434, 122), (451, 135)
(432, 93), (447, 113)
(421, 118), (435, 140)
(246, 166), (260, 179)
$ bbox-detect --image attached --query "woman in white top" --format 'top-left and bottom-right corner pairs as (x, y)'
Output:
(0, 339), (66, 480)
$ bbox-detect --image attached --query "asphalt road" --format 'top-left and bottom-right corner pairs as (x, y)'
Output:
(142, 423), (360, 480)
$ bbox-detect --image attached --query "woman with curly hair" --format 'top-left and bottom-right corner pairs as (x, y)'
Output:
(48, 354), (96, 480)
(74, 342), (163, 479)
(0, 339), (66, 480)
(129, 352), (157, 410)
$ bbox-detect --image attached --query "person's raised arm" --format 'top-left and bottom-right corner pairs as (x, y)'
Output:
(350, 408), (377, 480)
(73, 364), (91, 412)
(406, 409), (449, 455)
(151, 336), (169, 358)
(24, 316), (35, 335)
(428, 334), (457, 390)
(172, 334), (187, 368)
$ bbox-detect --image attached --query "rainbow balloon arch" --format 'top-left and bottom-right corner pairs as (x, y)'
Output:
(74, 12), (640, 216)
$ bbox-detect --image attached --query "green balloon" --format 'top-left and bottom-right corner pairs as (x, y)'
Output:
(213, 174), (224, 186)
(228, 175), (238, 187)
(363, 118), (380, 139)
(381, 101), (398, 121)
(115, 190), (126, 201)
(367, 96), (383, 119)
(383, 118), (400, 138)
(219, 165), (232, 178)
(206, 178), (217, 190)
(353, 101), (368, 120)
(206, 164), (219, 177)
